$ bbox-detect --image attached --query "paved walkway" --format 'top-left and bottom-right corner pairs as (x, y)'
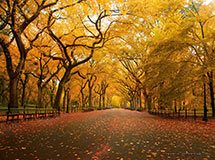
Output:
(0, 109), (214, 160)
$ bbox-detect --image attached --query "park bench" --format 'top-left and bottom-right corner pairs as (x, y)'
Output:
(6, 108), (24, 122)
(23, 104), (37, 119)
(6, 106), (58, 122)
(82, 107), (94, 112)
(37, 108), (58, 118)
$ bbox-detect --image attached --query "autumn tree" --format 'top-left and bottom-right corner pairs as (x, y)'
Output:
(144, 0), (215, 116)
(29, 51), (62, 108)
(45, 1), (123, 111)
(0, 0), (58, 109)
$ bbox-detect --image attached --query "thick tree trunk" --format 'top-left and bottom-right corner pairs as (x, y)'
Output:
(207, 72), (215, 117)
(54, 83), (64, 112)
(54, 69), (71, 113)
(1, 40), (22, 109)
(8, 78), (19, 109)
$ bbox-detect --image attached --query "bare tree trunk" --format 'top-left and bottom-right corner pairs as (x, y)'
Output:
(54, 69), (71, 113)
(20, 74), (29, 107)
(174, 99), (177, 113)
(66, 89), (70, 113)
(88, 85), (93, 108)
(87, 75), (97, 109)
(207, 72), (215, 117)
(203, 81), (208, 122)
(145, 94), (152, 111)
(37, 83), (43, 108)
(139, 90), (142, 109)
(81, 91), (85, 109)
(50, 84), (55, 108)
(102, 95), (105, 109)
(0, 78), (5, 105)
(99, 95), (102, 109)
(8, 78), (19, 109)
(63, 88), (67, 112)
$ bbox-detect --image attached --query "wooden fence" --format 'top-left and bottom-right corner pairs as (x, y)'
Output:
(149, 108), (214, 120)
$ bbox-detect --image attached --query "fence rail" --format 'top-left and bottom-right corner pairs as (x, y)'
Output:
(149, 108), (214, 120)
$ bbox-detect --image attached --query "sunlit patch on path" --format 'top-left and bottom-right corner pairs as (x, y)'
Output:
(0, 109), (214, 160)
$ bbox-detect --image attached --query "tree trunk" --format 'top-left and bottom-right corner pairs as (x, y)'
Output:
(63, 88), (67, 112)
(50, 93), (54, 108)
(8, 78), (19, 109)
(207, 72), (215, 117)
(203, 81), (208, 122)
(99, 95), (102, 109)
(130, 100), (132, 109)
(0, 78), (5, 105)
(37, 82), (43, 108)
(144, 93), (152, 111)
(174, 99), (177, 113)
(88, 85), (93, 108)
(21, 73), (29, 107)
(81, 92), (85, 109)
(54, 69), (71, 113)
(66, 89), (70, 113)
(139, 90), (142, 109)
(102, 94), (105, 109)
(21, 83), (26, 107)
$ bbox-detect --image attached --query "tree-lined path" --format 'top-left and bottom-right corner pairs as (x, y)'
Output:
(0, 109), (214, 160)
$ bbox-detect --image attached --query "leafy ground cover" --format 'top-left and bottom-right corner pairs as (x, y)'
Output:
(0, 109), (214, 160)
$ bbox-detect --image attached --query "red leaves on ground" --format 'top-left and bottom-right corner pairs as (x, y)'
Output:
(0, 109), (214, 159)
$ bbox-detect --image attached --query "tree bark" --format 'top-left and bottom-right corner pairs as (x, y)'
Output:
(20, 74), (28, 107)
(102, 94), (105, 109)
(207, 72), (215, 117)
(37, 80), (43, 108)
(174, 99), (177, 113)
(139, 90), (142, 109)
(88, 83), (93, 108)
(81, 91), (85, 109)
(87, 75), (97, 109)
(145, 94), (152, 111)
(66, 89), (70, 113)
(8, 78), (19, 109)
(63, 88), (67, 112)
(54, 69), (71, 112)
(203, 81), (208, 122)
(99, 95), (102, 109)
